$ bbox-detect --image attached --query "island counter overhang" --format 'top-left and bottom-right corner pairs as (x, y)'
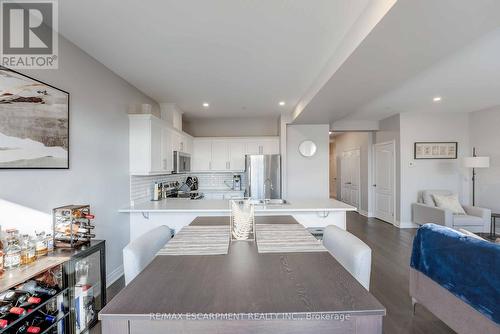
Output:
(119, 198), (356, 241)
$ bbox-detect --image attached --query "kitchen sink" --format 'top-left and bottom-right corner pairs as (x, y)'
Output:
(250, 199), (288, 205)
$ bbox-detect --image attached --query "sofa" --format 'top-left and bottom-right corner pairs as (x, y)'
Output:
(412, 189), (491, 233)
(410, 224), (499, 334)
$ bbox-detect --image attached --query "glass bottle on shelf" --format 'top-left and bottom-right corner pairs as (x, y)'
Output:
(20, 234), (36, 265)
(35, 231), (48, 257)
(4, 229), (21, 269)
(46, 233), (54, 253)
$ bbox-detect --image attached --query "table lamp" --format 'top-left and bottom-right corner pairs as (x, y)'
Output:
(463, 147), (490, 206)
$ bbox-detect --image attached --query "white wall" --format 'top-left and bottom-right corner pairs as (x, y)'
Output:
(469, 108), (500, 224)
(334, 132), (373, 214)
(286, 124), (329, 200)
(183, 116), (279, 137)
(0, 36), (159, 284)
(399, 112), (470, 225)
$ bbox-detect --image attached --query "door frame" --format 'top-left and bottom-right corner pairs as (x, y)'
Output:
(341, 148), (361, 211)
(372, 140), (396, 225)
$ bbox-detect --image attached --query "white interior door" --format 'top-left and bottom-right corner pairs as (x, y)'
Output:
(340, 149), (360, 209)
(349, 151), (361, 208)
(340, 155), (350, 204)
(373, 142), (395, 224)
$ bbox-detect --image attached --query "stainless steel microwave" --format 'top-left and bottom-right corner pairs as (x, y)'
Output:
(173, 151), (191, 173)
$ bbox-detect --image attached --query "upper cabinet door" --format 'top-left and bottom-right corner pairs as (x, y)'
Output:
(211, 140), (229, 171)
(161, 127), (173, 172)
(245, 138), (280, 155)
(228, 141), (245, 171)
(182, 134), (193, 154)
(192, 140), (212, 171)
(262, 139), (280, 154)
(170, 132), (181, 152)
(245, 142), (261, 155)
(150, 120), (164, 173)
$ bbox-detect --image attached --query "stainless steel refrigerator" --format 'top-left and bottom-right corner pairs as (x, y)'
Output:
(245, 154), (281, 199)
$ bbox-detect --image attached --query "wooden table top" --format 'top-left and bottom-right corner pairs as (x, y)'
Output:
(100, 216), (384, 319)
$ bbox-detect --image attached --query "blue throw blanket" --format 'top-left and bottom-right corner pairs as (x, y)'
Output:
(410, 224), (500, 324)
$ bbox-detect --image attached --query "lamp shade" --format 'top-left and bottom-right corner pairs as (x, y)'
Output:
(463, 156), (490, 168)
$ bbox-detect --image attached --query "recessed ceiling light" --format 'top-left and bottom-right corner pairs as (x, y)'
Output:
(279, 101), (285, 106)
(433, 96), (442, 102)
(203, 102), (210, 108)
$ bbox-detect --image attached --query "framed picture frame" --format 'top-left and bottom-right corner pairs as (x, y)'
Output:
(414, 142), (458, 160)
(0, 67), (69, 169)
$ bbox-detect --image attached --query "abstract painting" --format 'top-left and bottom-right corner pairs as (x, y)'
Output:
(0, 67), (69, 168)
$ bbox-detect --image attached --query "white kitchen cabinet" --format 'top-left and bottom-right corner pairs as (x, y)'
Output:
(192, 139), (212, 171)
(161, 126), (173, 172)
(211, 140), (229, 171)
(129, 114), (172, 175)
(183, 134), (193, 154)
(245, 138), (280, 155)
(261, 139), (280, 154)
(228, 141), (245, 171)
(245, 142), (261, 155)
(192, 137), (279, 172)
(129, 114), (193, 175)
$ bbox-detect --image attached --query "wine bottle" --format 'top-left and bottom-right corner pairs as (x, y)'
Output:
(16, 280), (58, 296)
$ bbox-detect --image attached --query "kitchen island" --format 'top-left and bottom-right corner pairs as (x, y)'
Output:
(120, 198), (356, 240)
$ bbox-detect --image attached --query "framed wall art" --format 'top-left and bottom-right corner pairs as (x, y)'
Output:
(414, 142), (457, 160)
(0, 67), (69, 169)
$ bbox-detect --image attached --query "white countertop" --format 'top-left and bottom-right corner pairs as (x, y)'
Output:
(119, 198), (356, 213)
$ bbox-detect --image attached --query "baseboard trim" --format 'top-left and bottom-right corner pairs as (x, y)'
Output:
(398, 221), (419, 229)
(358, 210), (374, 218)
(106, 265), (124, 287)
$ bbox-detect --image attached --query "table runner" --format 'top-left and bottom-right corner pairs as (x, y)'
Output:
(256, 224), (327, 253)
(157, 225), (230, 255)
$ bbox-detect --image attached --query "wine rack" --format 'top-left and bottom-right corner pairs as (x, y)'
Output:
(0, 266), (69, 334)
(53, 205), (95, 248)
(0, 241), (106, 334)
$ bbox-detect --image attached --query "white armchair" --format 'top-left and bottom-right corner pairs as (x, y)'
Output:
(412, 190), (491, 233)
(123, 225), (172, 285)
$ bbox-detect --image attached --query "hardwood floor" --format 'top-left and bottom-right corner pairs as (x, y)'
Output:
(92, 213), (454, 334)
(346, 212), (454, 334)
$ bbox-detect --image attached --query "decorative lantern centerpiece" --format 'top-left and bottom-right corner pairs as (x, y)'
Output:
(230, 200), (255, 241)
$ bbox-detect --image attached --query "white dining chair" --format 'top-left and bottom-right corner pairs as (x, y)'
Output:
(123, 225), (172, 285)
(322, 225), (372, 290)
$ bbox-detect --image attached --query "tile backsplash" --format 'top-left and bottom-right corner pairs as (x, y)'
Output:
(130, 173), (247, 203)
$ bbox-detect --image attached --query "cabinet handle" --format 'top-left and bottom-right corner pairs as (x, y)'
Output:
(259, 146), (263, 154)
(209, 161), (212, 170)
(228, 161), (231, 170)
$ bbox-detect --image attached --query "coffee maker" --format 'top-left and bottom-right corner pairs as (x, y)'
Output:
(233, 174), (241, 191)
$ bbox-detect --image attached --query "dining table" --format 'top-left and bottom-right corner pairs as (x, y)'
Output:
(99, 215), (385, 334)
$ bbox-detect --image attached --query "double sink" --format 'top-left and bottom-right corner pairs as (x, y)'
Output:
(248, 199), (289, 206)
